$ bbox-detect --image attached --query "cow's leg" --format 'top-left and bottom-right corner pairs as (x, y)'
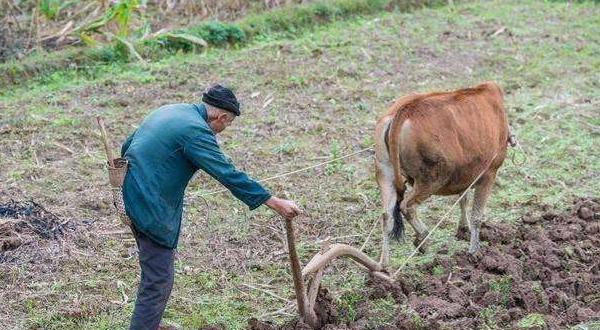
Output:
(375, 116), (404, 268)
(456, 191), (469, 240)
(376, 159), (398, 268)
(400, 182), (431, 252)
(469, 171), (496, 254)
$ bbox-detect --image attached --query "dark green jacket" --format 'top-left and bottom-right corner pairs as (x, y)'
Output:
(121, 103), (271, 248)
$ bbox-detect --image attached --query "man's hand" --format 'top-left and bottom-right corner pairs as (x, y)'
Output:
(265, 196), (301, 220)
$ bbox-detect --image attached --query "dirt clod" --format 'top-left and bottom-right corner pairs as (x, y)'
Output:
(248, 289), (338, 330)
(250, 198), (599, 329)
(393, 197), (600, 329)
(578, 207), (594, 220)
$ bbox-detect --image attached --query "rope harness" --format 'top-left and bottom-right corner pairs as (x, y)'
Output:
(193, 146), (374, 197)
(194, 131), (522, 278)
(392, 150), (499, 277)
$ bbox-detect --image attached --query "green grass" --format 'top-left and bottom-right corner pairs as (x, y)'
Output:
(1, 0), (599, 329)
(0, 0), (449, 89)
(517, 313), (546, 329)
(489, 275), (513, 307)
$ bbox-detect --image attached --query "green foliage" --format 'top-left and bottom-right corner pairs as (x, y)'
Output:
(83, 0), (140, 37)
(337, 291), (364, 322)
(431, 265), (444, 276)
(2, 0), (450, 87)
(367, 297), (397, 325)
(240, 0), (388, 37)
(489, 275), (513, 307)
(193, 22), (246, 45)
(39, 0), (61, 20)
(86, 45), (124, 63)
(272, 138), (299, 155)
(409, 311), (426, 329)
(479, 307), (500, 329)
(155, 21), (246, 53)
(39, 0), (76, 20)
(114, 0), (139, 37)
(517, 313), (546, 329)
(571, 322), (600, 330)
(326, 141), (343, 175)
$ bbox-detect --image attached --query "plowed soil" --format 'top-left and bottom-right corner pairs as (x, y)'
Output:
(250, 197), (599, 329)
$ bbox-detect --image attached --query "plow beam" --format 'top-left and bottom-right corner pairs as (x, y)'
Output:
(282, 219), (394, 329)
(302, 243), (385, 278)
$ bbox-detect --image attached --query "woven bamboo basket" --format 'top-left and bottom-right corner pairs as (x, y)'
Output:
(97, 117), (132, 227)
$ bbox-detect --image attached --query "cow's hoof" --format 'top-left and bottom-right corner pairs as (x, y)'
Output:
(379, 258), (389, 271)
(413, 233), (429, 253)
(378, 262), (390, 273)
(468, 242), (481, 255)
(456, 226), (469, 241)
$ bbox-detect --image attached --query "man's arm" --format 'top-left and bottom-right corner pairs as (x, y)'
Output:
(183, 127), (271, 210)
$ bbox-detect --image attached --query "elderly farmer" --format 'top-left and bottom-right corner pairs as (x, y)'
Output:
(121, 84), (301, 329)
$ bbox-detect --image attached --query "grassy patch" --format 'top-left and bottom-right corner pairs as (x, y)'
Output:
(489, 275), (513, 307)
(0, 0), (449, 88)
(517, 313), (546, 329)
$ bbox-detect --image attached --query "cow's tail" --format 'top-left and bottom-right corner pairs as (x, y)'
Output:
(385, 115), (407, 242)
(390, 198), (404, 241)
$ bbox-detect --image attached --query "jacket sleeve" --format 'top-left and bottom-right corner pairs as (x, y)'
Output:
(121, 129), (137, 157)
(183, 127), (271, 210)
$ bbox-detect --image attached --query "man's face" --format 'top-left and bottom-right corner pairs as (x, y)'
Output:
(209, 111), (235, 134)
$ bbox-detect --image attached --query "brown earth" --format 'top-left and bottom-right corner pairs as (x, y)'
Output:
(250, 197), (599, 329)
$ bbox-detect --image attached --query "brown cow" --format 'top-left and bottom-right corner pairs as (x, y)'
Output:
(375, 81), (510, 267)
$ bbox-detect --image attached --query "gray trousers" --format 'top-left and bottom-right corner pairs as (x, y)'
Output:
(130, 229), (175, 330)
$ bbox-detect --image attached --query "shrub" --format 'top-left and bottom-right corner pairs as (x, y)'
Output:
(517, 314), (546, 329)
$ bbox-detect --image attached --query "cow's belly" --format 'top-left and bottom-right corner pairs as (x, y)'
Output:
(436, 184), (472, 196)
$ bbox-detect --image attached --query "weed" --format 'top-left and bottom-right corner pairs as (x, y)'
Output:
(337, 291), (363, 322)
(325, 140), (343, 175)
(489, 275), (513, 307)
(479, 306), (502, 330)
(517, 313), (546, 329)
(431, 265), (444, 276)
(272, 138), (298, 155)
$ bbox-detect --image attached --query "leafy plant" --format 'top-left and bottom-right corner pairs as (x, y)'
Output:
(337, 291), (363, 322)
(83, 0), (140, 37)
(39, 0), (78, 20)
(479, 307), (500, 330)
(272, 138), (298, 155)
(489, 275), (513, 306)
(39, 0), (61, 20)
(517, 313), (546, 329)
(154, 22), (244, 54)
(199, 22), (246, 45)
(40, 0), (77, 20)
(326, 141), (343, 175)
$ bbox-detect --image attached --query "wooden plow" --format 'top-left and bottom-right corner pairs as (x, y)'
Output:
(283, 217), (394, 328)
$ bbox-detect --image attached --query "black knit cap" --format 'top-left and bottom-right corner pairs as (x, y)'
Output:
(202, 84), (240, 116)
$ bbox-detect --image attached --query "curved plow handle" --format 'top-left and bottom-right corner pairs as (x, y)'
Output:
(283, 217), (319, 328)
(302, 243), (384, 278)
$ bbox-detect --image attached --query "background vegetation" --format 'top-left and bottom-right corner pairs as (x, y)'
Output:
(1, 0), (449, 87)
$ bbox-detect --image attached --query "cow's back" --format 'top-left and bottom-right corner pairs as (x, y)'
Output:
(390, 82), (509, 195)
